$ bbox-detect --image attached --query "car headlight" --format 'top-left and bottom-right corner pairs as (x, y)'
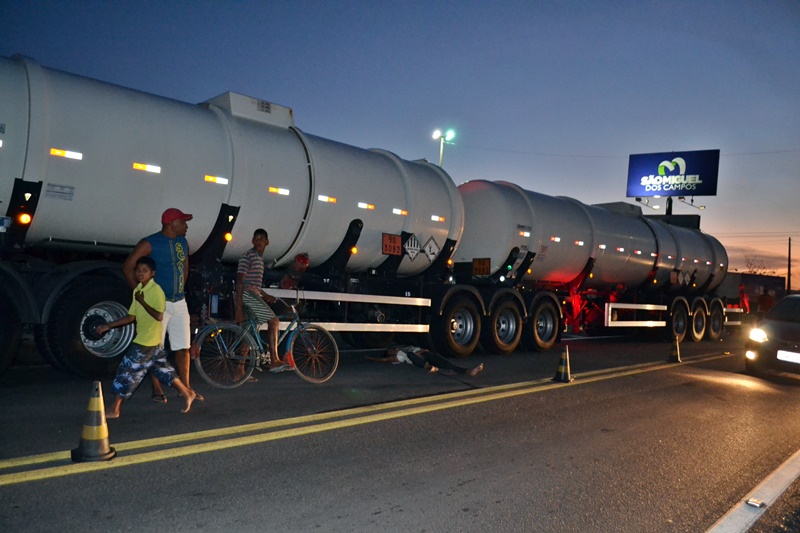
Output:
(749, 328), (768, 343)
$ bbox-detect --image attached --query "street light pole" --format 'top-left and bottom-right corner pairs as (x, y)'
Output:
(432, 129), (455, 167)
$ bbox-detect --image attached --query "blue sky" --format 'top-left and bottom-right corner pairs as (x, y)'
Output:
(3, 0), (799, 288)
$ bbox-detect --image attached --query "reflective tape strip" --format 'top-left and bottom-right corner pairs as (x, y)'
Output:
(81, 424), (109, 441)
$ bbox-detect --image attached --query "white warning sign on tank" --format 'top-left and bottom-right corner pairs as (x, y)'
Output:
(404, 234), (421, 261)
(423, 236), (440, 263)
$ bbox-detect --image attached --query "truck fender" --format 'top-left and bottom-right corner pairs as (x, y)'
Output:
(433, 285), (486, 317)
(528, 291), (563, 321)
(38, 261), (127, 324)
(484, 287), (527, 319)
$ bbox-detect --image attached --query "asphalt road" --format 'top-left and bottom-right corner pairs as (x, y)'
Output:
(2, 330), (800, 532)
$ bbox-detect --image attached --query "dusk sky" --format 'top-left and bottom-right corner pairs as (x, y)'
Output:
(3, 1), (799, 288)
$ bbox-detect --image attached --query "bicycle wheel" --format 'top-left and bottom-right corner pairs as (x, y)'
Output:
(192, 323), (259, 388)
(288, 324), (339, 384)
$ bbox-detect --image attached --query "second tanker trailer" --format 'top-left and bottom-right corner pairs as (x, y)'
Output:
(0, 55), (732, 376)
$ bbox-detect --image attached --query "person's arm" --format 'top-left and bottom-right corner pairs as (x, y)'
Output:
(123, 239), (152, 289)
(96, 315), (135, 335)
(135, 290), (164, 321)
(183, 248), (189, 290)
(259, 290), (277, 305)
(366, 355), (399, 364)
(234, 271), (246, 323)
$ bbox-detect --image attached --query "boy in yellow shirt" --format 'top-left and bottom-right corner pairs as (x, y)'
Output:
(97, 257), (196, 418)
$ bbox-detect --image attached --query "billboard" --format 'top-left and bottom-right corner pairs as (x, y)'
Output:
(626, 149), (719, 197)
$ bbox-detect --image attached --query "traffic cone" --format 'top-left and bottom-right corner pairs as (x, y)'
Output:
(668, 335), (682, 363)
(71, 381), (116, 462)
(553, 345), (574, 383)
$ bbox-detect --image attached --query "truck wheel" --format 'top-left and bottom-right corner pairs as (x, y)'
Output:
(705, 305), (724, 341)
(480, 300), (521, 355)
(34, 324), (67, 371)
(432, 296), (481, 358)
(669, 302), (688, 344)
(0, 294), (21, 375)
(47, 280), (134, 377)
(690, 305), (707, 342)
(523, 299), (559, 352)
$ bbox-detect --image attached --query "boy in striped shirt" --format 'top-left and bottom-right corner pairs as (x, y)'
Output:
(234, 229), (289, 372)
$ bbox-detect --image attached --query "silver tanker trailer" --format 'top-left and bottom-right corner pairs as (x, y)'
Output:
(0, 55), (734, 377)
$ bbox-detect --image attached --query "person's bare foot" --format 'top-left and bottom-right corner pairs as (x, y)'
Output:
(181, 389), (197, 413)
(428, 365), (439, 374)
(468, 363), (484, 377)
(105, 409), (120, 419)
(179, 389), (204, 401)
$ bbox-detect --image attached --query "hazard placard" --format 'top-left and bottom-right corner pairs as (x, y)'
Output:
(473, 258), (491, 276)
(382, 233), (403, 256)
(404, 234), (421, 261)
(423, 236), (440, 263)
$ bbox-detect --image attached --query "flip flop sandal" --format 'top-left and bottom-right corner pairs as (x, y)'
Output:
(151, 394), (168, 404)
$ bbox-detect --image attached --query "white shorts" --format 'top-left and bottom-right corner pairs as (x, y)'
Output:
(161, 299), (191, 350)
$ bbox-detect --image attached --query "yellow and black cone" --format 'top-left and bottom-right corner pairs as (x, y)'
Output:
(553, 345), (574, 383)
(71, 381), (116, 462)
(668, 335), (682, 363)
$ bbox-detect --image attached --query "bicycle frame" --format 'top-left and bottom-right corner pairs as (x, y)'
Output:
(193, 299), (339, 386)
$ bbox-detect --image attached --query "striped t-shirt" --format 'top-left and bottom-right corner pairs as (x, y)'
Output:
(237, 248), (265, 294)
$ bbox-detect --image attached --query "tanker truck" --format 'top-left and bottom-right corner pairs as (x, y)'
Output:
(0, 55), (733, 377)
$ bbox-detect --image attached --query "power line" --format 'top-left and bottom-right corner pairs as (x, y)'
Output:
(713, 231), (800, 237)
(451, 143), (800, 161)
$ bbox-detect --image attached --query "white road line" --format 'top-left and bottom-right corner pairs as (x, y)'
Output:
(706, 447), (800, 532)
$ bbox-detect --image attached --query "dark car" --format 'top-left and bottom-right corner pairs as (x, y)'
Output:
(745, 294), (800, 375)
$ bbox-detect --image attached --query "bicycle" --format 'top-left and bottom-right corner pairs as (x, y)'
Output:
(192, 297), (339, 387)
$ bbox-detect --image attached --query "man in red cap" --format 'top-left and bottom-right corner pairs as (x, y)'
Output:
(124, 208), (203, 403)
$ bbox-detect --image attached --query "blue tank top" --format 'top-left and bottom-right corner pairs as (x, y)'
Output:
(145, 232), (188, 301)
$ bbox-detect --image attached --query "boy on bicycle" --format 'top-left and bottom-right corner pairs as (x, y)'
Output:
(234, 228), (290, 372)
(97, 256), (197, 418)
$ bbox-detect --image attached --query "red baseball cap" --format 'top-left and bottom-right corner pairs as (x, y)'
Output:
(161, 208), (193, 224)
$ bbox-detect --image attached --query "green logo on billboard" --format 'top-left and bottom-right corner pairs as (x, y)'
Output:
(657, 157), (686, 176)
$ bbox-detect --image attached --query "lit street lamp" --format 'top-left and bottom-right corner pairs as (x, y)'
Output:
(432, 129), (455, 167)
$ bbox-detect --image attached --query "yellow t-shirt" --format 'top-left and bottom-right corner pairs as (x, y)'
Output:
(129, 280), (166, 347)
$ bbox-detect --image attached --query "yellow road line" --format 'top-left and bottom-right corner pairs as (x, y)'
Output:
(0, 352), (733, 486)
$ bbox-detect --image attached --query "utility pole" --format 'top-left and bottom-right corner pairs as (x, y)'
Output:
(789, 237), (792, 294)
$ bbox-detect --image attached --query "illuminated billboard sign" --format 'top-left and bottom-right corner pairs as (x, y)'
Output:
(626, 149), (719, 197)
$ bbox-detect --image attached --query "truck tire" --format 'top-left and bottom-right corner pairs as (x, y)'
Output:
(34, 324), (67, 371)
(690, 304), (707, 342)
(47, 280), (134, 377)
(432, 295), (481, 358)
(669, 302), (689, 344)
(480, 299), (521, 355)
(522, 299), (559, 352)
(0, 294), (21, 375)
(705, 305), (724, 341)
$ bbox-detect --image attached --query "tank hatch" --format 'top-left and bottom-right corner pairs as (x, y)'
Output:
(204, 92), (294, 128)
